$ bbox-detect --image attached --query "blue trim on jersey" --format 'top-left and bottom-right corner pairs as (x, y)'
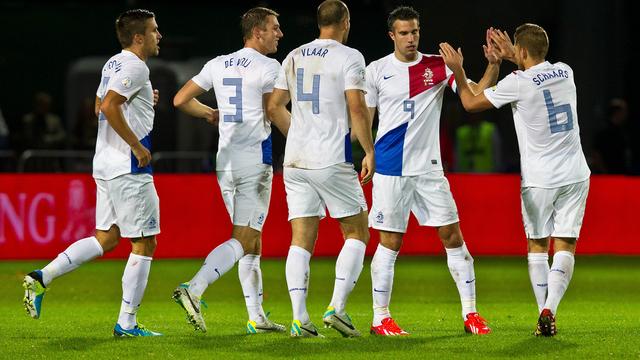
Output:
(344, 129), (353, 163)
(131, 134), (153, 175)
(374, 122), (408, 176)
(261, 134), (273, 165)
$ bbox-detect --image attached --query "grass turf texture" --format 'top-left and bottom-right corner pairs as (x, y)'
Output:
(1, 257), (638, 359)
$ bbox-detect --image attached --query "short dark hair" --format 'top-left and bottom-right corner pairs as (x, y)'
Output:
(514, 23), (549, 59)
(115, 9), (155, 48)
(387, 6), (420, 32)
(317, 0), (349, 28)
(241, 7), (279, 41)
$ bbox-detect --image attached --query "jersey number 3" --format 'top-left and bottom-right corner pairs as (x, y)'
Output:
(543, 89), (573, 133)
(223, 78), (243, 123)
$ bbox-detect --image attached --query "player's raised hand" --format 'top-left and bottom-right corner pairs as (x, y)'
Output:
(439, 43), (464, 72)
(153, 89), (160, 107)
(131, 141), (152, 168)
(204, 108), (219, 125)
(360, 153), (375, 185)
(490, 29), (516, 63)
(483, 27), (502, 65)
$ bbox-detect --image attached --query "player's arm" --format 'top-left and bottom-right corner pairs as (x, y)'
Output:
(99, 90), (151, 167)
(94, 96), (101, 117)
(346, 89), (375, 184)
(468, 28), (501, 95)
(173, 80), (219, 125)
(439, 43), (495, 113)
(266, 88), (291, 137)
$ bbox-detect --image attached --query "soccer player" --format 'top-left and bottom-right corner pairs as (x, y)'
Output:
(171, 7), (285, 334)
(267, 0), (375, 338)
(439, 24), (590, 336)
(365, 6), (497, 336)
(22, 9), (163, 337)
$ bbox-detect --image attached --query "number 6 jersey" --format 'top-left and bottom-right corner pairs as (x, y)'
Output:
(192, 47), (280, 171)
(274, 39), (367, 169)
(484, 61), (590, 188)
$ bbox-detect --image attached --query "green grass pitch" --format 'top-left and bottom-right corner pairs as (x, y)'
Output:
(1, 257), (639, 359)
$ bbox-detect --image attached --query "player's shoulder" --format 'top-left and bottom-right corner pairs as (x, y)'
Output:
(553, 61), (573, 72)
(340, 44), (365, 59)
(116, 51), (149, 75)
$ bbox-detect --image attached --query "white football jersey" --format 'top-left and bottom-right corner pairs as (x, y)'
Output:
(366, 52), (456, 176)
(275, 38), (367, 169)
(484, 61), (590, 188)
(94, 50), (154, 180)
(193, 47), (280, 171)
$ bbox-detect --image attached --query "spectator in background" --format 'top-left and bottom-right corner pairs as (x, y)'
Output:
(0, 106), (9, 149)
(72, 97), (98, 150)
(455, 113), (502, 172)
(591, 98), (637, 174)
(21, 92), (66, 150)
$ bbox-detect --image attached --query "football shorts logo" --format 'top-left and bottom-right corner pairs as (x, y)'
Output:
(375, 211), (384, 223)
(145, 216), (158, 230)
(257, 213), (265, 225)
(423, 67), (434, 86)
(121, 77), (132, 88)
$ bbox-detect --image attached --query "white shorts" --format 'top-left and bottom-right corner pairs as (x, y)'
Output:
(284, 163), (367, 221)
(369, 171), (459, 233)
(95, 173), (160, 238)
(521, 179), (589, 239)
(217, 164), (272, 231)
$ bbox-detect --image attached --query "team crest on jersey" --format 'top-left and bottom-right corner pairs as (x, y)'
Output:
(422, 67), (434, 86)
(375, 211), (384, 223)
(121, 78), (132, 89)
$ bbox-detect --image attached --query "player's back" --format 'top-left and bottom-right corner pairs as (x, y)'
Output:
(511, 61), (589, 187)
(95, 50), (154, 180)
(193, 47), (280, 171)
(276, 39), (366, 169)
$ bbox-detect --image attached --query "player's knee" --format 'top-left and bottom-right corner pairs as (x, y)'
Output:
(96, 233), (119, 253)
(528, 238), (550, 252)
(440, 228), (463, 248)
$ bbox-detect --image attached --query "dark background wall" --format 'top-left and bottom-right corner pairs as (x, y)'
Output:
(0, 0), (634, 171)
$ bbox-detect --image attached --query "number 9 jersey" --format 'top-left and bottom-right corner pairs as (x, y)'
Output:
(484, 61), (590, 188)
(275, 39), (367, 169)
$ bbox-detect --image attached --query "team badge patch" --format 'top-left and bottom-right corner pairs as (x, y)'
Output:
(121, 78), (132, 88)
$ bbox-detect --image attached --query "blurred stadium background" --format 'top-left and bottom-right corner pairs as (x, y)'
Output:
(0, 1), (638, 357)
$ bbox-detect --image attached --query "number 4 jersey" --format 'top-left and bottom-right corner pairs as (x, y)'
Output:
(192, 47), (280, 171)
(275, 39), (367, 169)
(484, 61), (590, 188)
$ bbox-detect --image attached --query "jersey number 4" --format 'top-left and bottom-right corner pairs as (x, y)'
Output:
(543, 89), (573, 133)
(296, 68), (320, 114)
(223, 78), (243, 123)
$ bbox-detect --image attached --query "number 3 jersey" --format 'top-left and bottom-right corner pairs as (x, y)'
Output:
(192, 47), (280, 171)
(484, 61), (590, 188)
(365, 52), (457, 177)
(275, 39), (367, 169)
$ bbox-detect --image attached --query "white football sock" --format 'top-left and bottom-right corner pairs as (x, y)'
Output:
(286, 246), (311, 324)
(446, 243), (477, 319)
(189, 238), (244, 298)
(238, 254), (266, 323)
(117, 253), (152, 330)
(528, 252), (550, 313)
(544, 251), (575, 314)
(41, 236), (103, 286)
(329, 238), (366, 315)
(371, 243), (398, 326)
